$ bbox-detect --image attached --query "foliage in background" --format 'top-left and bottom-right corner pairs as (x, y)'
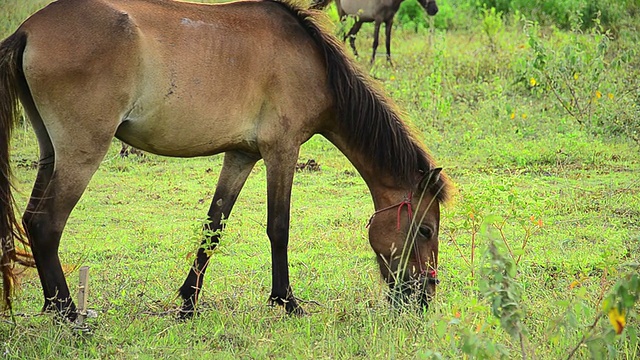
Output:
(396, 0), (639, 32)
(466, 0), (638, 30)
(1, 0), (639, 358)
(520, 17), (640, 143)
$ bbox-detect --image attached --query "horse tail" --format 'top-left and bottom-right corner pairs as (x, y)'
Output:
(0, 31), (34, 311)
(309, 0), (333, 10)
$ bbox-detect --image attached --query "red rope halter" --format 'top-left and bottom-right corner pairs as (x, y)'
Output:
(366, 191), (437, 280)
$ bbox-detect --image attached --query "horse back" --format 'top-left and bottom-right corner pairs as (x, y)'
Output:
(15, 0), (333, 156)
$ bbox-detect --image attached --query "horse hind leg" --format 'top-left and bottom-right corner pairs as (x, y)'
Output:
(179, 151), (258, 318)
(21, 105), (117, 320)
(344, 20), (364, 58)
(384, 18), (394, 65)
(15, 93), (58, 312)
(370, 20), (383, 64)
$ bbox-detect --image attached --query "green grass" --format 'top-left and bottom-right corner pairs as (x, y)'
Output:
(2, 0), (639, 358)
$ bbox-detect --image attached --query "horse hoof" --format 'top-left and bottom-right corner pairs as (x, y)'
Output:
(43, 300), (78, 322)
(286, 304), (306, 316)
(178, 302), (197, 320)
(267, 295), (306, 316)
(71, 322), (93, 334)
(178, 309), (196, 321)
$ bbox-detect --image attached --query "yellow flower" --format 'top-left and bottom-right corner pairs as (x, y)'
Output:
(608, 307), (626, 335)
(390, 75), (396, 81)
(595, 90), (602, 99)
(529, 77), (537, 87)
(522, 113), (527, 119)
(608, 93), (614, 100)
(574, 73), (579, 80)
(510, 112), (516, 119)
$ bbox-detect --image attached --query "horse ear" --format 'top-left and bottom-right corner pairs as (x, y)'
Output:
(419, 167), (443, 191)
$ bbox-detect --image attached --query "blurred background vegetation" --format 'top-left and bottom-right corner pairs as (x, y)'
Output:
(395, 0), (639, 32)
(1, 0), (638, 358)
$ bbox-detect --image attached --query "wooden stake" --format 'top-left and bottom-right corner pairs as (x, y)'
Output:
(76, 266), (89, 326)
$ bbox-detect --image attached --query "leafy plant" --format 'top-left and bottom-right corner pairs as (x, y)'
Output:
(521, 17), (640, 143)
(481, 6), (504, 50)
(479, 239), (528, 359)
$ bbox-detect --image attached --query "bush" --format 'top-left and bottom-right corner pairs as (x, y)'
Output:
(394, 0), (636, 32)
(519, 19), (640, 143)
(470, 0), (636, 30)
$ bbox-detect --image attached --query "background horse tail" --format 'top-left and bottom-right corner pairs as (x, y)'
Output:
(273, 0), (441, 191)
(0, 32), (34, 311)
(309, 0), (333, 10)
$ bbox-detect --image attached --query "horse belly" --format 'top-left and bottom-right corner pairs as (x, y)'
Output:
(340, 0), (378, 20)
(116, 100), (261, 157)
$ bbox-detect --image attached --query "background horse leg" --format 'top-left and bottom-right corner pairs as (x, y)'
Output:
(343, 20), (363, 58)
(384, 18), (394, 64)
(371, 20), (383, 64)
(179, 151), (257, 318)
(22, 121), (114, 320)
(263, 147), (302, 315)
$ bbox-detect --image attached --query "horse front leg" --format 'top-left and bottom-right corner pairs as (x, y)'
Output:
(263, 147), (303, 315)
(179, 151), (257, 318)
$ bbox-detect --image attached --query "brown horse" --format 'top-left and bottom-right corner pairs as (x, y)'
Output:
(310, 0), (438, 63)
(0, 0), (450, 320)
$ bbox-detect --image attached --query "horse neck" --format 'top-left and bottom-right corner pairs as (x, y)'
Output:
(324, 131), (412, 209)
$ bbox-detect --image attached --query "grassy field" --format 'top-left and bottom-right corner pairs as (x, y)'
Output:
(1, 0), (639, 358)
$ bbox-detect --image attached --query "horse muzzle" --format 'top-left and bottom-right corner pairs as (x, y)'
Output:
(426, 2), (439, 16)
(387, 273), (438, 310)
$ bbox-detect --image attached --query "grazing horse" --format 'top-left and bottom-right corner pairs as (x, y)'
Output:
(0, 0), (450, 320)
(310, 0), (438, 63)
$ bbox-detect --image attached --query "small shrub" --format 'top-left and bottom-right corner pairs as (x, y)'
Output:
(481, 6), (504, 49)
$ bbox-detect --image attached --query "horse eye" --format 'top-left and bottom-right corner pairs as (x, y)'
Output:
(418, 226), (434, 239)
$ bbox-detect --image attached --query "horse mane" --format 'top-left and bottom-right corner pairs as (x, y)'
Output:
(309, 0), (333, 10)
(268, 0), (451, 202)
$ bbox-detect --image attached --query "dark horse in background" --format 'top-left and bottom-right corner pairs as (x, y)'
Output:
(310, 0), (438, 63)
(0, 0), (450, 321)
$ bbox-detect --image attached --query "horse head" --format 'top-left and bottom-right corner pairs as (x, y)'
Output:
(367, 168), (444, 310)
(418, 0), (439, 16)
